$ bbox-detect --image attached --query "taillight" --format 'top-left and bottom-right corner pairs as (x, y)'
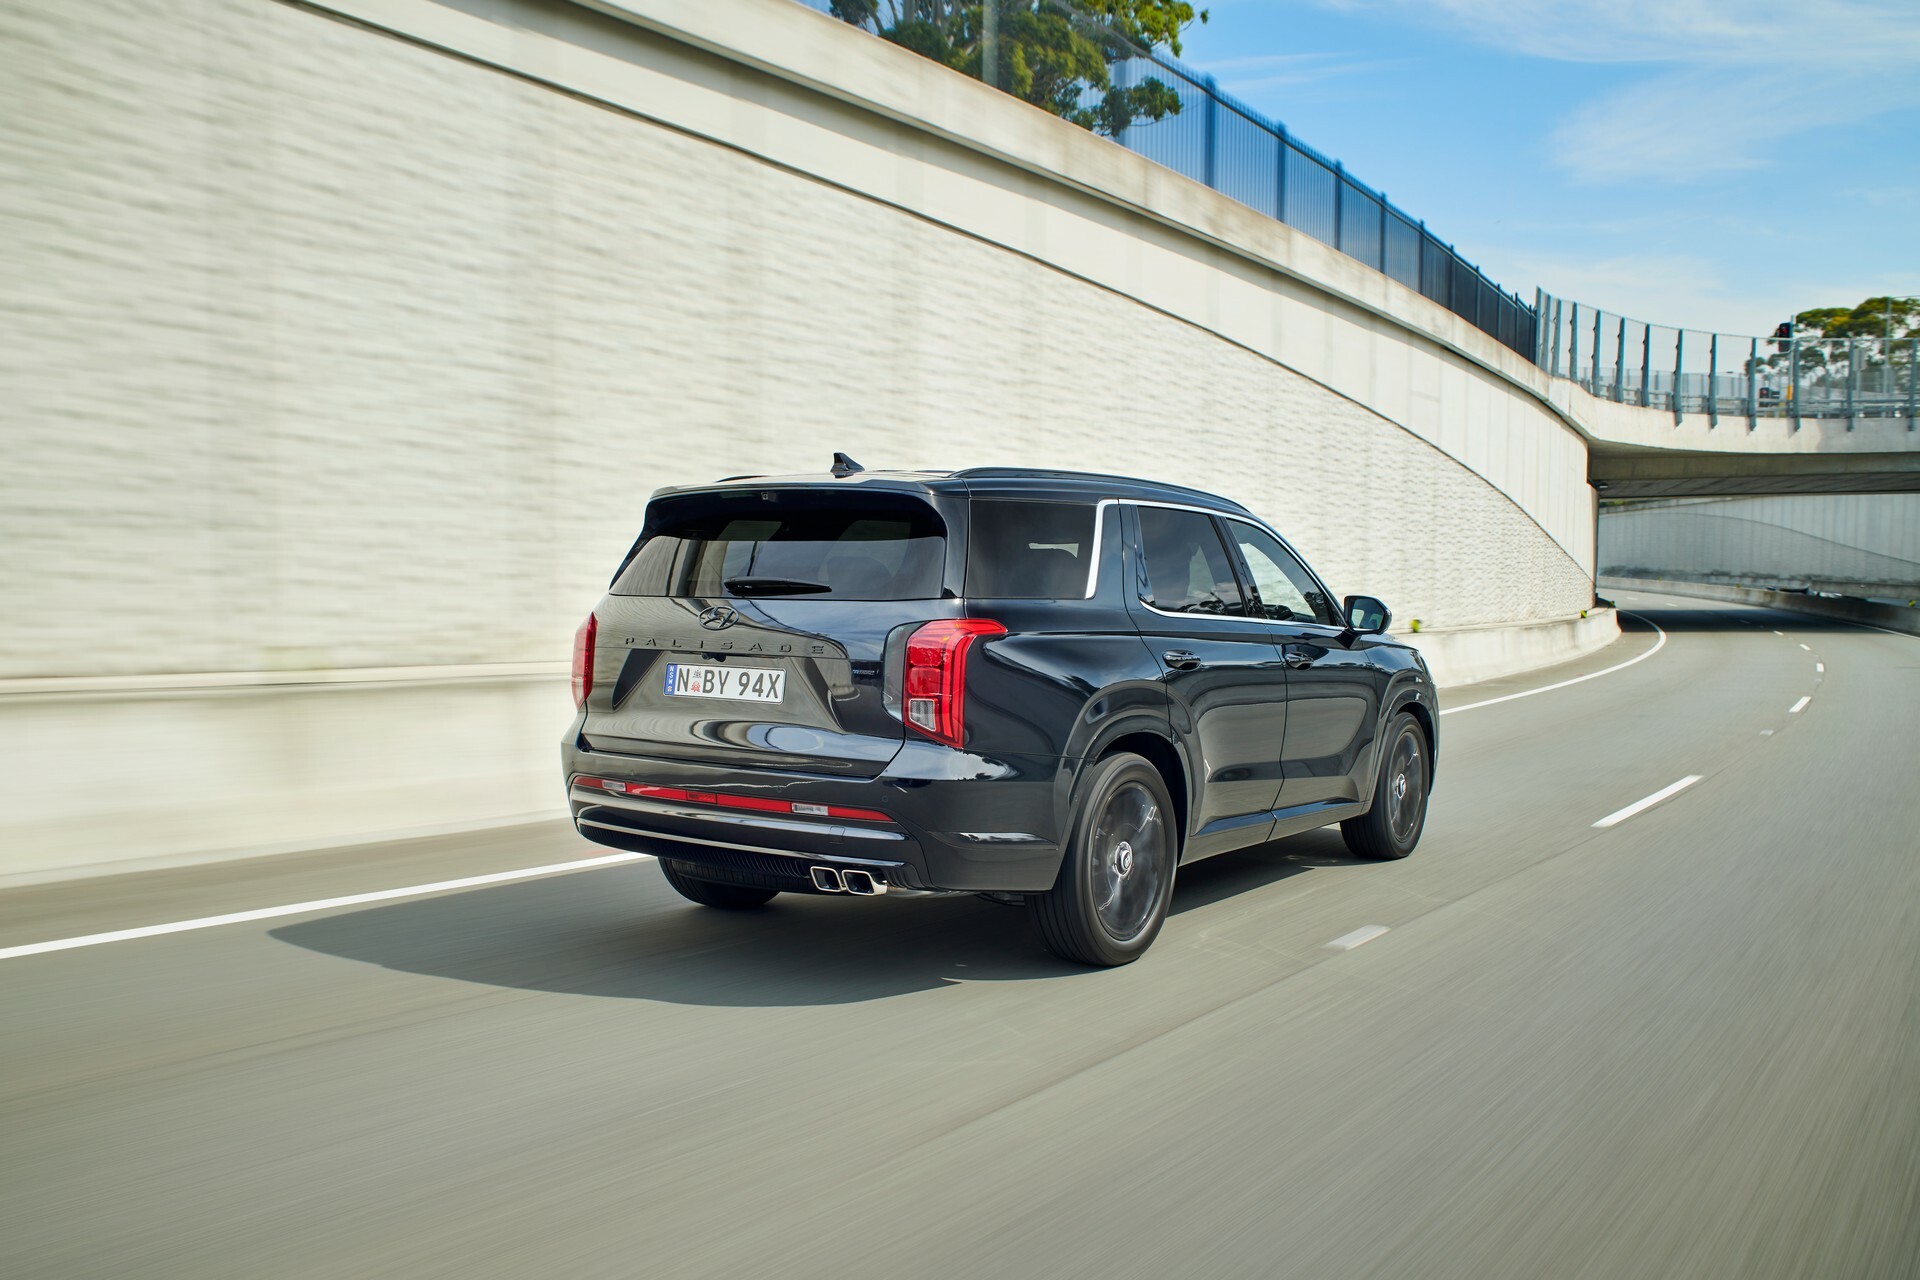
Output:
(571, 612), (597, 709)
(903, 618), (1006, 749)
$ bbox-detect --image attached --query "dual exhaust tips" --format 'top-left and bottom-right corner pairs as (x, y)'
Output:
(811, 866), (887, 895)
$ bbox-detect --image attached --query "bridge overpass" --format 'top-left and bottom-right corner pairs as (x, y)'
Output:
(2, 0), (1916, 871)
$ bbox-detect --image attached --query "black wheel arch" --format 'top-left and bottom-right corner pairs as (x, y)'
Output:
(1358, 675), (1439, 808)
(1066, 714), (1191, 857)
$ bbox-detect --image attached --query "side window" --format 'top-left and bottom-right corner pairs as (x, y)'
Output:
(965, 500), (1097, 599)
(1227, 522), (1339, 625)
(1136, 507), (1247, 616)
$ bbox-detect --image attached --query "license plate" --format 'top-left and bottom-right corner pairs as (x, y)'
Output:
(663, 662), (786, 703)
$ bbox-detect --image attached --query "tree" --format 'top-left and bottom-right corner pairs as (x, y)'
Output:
(829, 0), (1207, 136)
(1746, 296), (1919, 401)
(1794, 297), (1919, 347)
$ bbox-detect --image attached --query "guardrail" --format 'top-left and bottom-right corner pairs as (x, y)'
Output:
(791, 0), (1538, 359)
(1538, 292), (1920, 430)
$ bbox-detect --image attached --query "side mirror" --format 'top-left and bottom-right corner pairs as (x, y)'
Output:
(1344, 595), (1391, 635)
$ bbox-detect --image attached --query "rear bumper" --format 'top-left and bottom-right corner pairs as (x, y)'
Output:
(561, 737), (1069, 893)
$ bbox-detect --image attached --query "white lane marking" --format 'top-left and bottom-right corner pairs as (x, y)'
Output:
(1760, 729), (1774, 736)
(1789, 696), (1811, 714)
(1799, 644), (1812, 652)
(1326, 925), (1390, 951)
(1442, 613), (1668, 716)
(1592, 776), (1703, 829)
(0, 852), (654, 962)
(1816, 663), (1824, 673)
(1772, 630), (1785, 636)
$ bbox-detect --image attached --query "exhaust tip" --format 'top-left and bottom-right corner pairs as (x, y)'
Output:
(809, 866), (845, 893)
(841, 869), (886, 896)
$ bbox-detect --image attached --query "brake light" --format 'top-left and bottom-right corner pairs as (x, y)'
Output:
(571, 613), (597, 709)
(903, 618), (1006, 749)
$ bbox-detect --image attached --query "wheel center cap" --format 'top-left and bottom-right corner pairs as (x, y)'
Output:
(1393, 774), (1408, 801)
(1113, 841), (1134, 878)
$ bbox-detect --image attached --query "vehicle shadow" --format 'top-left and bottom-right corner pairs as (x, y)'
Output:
(271, 829), (1363, 1008)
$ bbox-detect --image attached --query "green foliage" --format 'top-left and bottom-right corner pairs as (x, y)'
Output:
(1793, 297), (1919, 343)
(1745, 295), (1920, 381)
(829, 0), (1209, 136)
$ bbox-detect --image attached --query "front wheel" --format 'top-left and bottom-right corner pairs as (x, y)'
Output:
(659, 860), (779, 909)
(1030, 753), (1178, 967)
(1340, 713), (1430, 860)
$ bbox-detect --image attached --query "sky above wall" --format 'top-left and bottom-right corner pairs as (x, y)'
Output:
(1177, 0), (1920, 337)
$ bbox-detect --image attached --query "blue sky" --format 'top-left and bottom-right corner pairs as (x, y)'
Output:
(1174, 0), (1920, 337)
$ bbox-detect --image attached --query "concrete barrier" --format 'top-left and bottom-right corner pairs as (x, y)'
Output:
(1600, 577), (1920, 637)
(0, 670), (570, 884)
(1407, 609), (1622, 690)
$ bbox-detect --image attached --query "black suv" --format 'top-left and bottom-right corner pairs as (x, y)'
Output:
(564, 461), (1437, 965)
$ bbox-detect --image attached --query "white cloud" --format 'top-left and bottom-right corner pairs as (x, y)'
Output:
(1330, 0), (1920, 66)
(1548, 66), (1920, 184)
(1319, 0), (1920, 182)
(1200, 51), (1404, 97)
(1462, 245), (1920, 337)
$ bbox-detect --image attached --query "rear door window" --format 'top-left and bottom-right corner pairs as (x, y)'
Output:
(612, 492), (947, 600)
(1135, 506), (1248, 616)
(965, 500), (1097, 599)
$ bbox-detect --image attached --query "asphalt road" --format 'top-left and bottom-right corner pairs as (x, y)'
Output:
(3, 592), (1917, 1279)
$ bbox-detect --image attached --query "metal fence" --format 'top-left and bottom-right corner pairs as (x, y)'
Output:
(1536, 292), (1920, 430)
(791, 0), (1538, 359)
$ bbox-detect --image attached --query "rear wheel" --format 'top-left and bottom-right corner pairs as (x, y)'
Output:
(1340, 713), (1429, 860)
(1030, 753), (1177, 967)
(659, 860), (779, 909)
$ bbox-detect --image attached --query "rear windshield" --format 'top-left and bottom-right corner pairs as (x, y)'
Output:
(965, 500), (1096, 599)
(612, 491), (948, 600)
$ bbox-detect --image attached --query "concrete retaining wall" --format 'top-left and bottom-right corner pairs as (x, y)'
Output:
(1, 0), (1614, 879)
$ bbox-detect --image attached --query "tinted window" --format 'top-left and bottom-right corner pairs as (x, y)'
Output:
(1227, 521), (1338, 625)
(1136, 506), (1247, 615)
(966, 500), (1097, 599)
(612, 492), (946, 600)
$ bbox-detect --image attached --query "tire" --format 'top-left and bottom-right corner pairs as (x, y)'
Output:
(1340, 712), (1430, 860)
(1030, 753), (1178, 967)
(659, 859), (779, 909)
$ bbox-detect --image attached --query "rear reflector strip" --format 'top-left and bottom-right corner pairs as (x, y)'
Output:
(570, 777), (893, 824)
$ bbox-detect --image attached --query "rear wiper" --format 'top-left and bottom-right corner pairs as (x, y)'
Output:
(722, 576), (832, 595)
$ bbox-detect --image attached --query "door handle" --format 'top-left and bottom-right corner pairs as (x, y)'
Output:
(1283, 646), (1316, 669)
(1163, 650), (1202, 670)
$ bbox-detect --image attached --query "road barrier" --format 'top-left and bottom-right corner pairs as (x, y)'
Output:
(1538, 295), (1920, 430)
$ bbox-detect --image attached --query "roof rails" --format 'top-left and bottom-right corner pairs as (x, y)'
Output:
(950, 467), (1251, 511)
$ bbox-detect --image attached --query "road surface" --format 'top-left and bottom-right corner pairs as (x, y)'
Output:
(3, 591), (1916, 1279)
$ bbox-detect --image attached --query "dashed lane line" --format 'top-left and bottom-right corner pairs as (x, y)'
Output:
(1592, 776), (1704, 830)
